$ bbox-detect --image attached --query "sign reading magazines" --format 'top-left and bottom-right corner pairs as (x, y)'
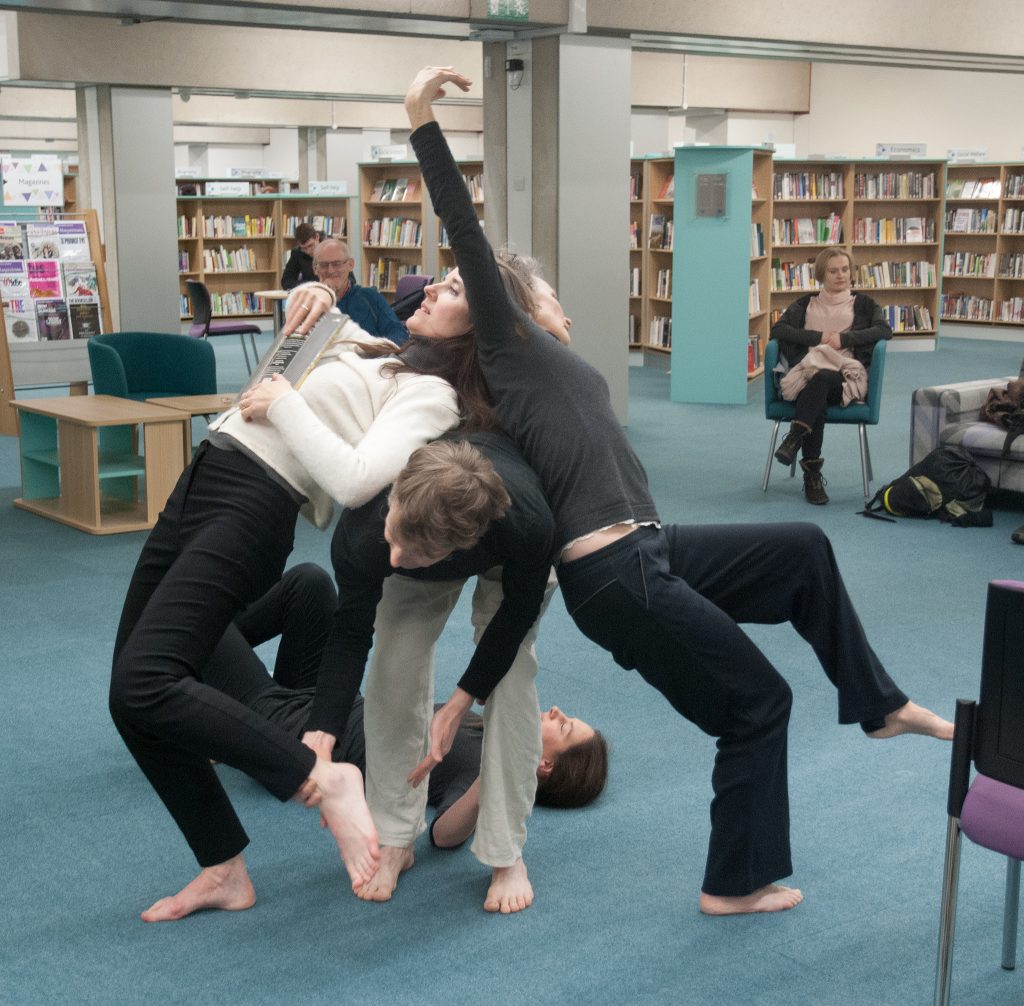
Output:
(1, 156), (64, 206)
(242, 311), (344, 393)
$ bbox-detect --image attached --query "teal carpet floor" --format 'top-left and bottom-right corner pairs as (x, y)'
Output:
(1, 333), (1023, 1005)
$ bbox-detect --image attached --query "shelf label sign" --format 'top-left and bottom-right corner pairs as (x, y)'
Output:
(1, 156), (63, 206)
(205, 181), (249, 196)
(309, 180), (348, 196)
(370, 144), (407, 162)
(488, 0), (529, 18)
(947, 148), (989, 162)
(876, 142), (927, 157)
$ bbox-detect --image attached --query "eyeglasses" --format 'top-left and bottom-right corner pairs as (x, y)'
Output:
(317, 260), (350, 272)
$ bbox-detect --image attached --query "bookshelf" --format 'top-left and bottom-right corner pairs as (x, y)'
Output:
(176, 192), (350, 320)
(628, 159), (644, 350)
(770, 159), (945, 344)
(358, 161), (426, 298)
(640, 156), (675, 355)
(671, 145), (772, 405)
(438, 161), (483, 280)
(941, 162), (1024, 328)
(749, 152), (773, 379)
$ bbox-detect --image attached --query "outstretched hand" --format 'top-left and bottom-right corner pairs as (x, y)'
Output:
(408, 688), (475, 787)
(281, 283), (335, 338)
(405, 66), (472, 130)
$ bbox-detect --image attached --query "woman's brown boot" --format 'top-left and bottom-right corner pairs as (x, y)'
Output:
(774, 420), (812, 467)
(800, 458), (829, 505)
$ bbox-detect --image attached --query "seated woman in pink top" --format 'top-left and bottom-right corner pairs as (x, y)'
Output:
(769, 247), (891, 504)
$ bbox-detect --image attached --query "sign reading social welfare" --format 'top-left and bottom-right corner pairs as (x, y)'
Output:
(487, 0), (529, 19)
(1, 156), (64, 207)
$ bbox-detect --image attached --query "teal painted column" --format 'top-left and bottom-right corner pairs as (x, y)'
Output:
(671, 146), (757, 405)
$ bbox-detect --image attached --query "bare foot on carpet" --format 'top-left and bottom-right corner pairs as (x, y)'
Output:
(700, 883), (803, 916)
(355, 844), (414, 902)
(484, 857), (533, 914)
(140, 852), (256, 923)
(310, 761), (380, 891)
(867, 700), (954, 741)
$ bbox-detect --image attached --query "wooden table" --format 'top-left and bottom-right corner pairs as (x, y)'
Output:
(11, 395), (187, 535)
(146, 393), (237, 466)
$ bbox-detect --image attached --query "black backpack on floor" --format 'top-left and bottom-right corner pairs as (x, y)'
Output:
(861, 445), (993, 526)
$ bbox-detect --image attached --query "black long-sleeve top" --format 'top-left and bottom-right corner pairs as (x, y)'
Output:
(410, 122), (659, 550)
(305, 430), (555, 738)
(281, 246), (317, 290)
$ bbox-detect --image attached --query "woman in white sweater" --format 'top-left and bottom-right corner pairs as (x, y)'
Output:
(108, 303), (490, 923)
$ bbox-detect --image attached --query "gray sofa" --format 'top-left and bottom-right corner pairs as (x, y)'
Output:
(911, 376), (1024, 493)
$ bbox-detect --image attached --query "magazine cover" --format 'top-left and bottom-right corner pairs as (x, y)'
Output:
(3, 298), (38, 341)
(62, 261), (99, 301)
(0, 259), (29, 300)
(35, 297), (72, 340)
(25, 222), (61, 259)
(56, 220), (90, 261)
(27, 259), (64, 299)
(0, 221), (24, 260)
(69, 300), (102, 339)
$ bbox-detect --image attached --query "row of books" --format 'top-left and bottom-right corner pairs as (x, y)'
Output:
(1005, 175), (1024, 198)
(773, 171), (845, 201)
(997, 298), (1024, 322)
(853, 171), (937, 200)
(942, 252), (997, 278)
(201, 245), (265, 273)
(178, 292), (267, 317)
(854, 260), (936, 289)
(648, 314), (672, 349)
(1000, 253), (1024, 278)
(853, 216), (933, 244)
(940, 293), (993, 321)
(946, 177), (1001, 199)
(202, 215), (275, 238)
(1002, 208), (1024, 233)
(648, 215), (673, 250)
(771, 215), (842, 246)
(629, 169), (643, 202)
(749, 278), (761, 314)
(628, 313), (639, 346)
(362, 217), (422, 248)
(5, 298), (101, 343)
(461, 173), (484, 201)
(629, 267), (641, 297)
(178, 215), (197, 238)
(883, 303), (934, 333)
(284, 216), (346, 238)
(366, 258), (424, 291)
(747, 335), (762, 374)
(946, 207), (997, 233)
(751, 222), (766, 257)
(770, 260), (819, 291)
(655, 268), (671, 300)
(178, 250), (191, 273)
(0, 219), (90, 262)
(368, 177), (421, 203)
(629, 221), (640, 250)
(656, 175), (675, 200)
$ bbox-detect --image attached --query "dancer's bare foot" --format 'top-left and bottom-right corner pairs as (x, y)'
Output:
(699, 883), (803, 916)
(355, 844), (414, 902)
(140, 853), (256, 923)
(484, 857), (533, 914)
(867, 700), (954, 741)
(309, 761), (381, 891)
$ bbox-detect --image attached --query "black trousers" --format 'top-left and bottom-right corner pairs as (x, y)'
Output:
(109, 444), (317, 868)
(792, 370), (844, 459)
(557, 522), (906, 897)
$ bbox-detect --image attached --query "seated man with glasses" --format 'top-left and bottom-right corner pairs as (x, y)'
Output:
(312, 238), (408, 345)
(281, 222), (320, 290)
